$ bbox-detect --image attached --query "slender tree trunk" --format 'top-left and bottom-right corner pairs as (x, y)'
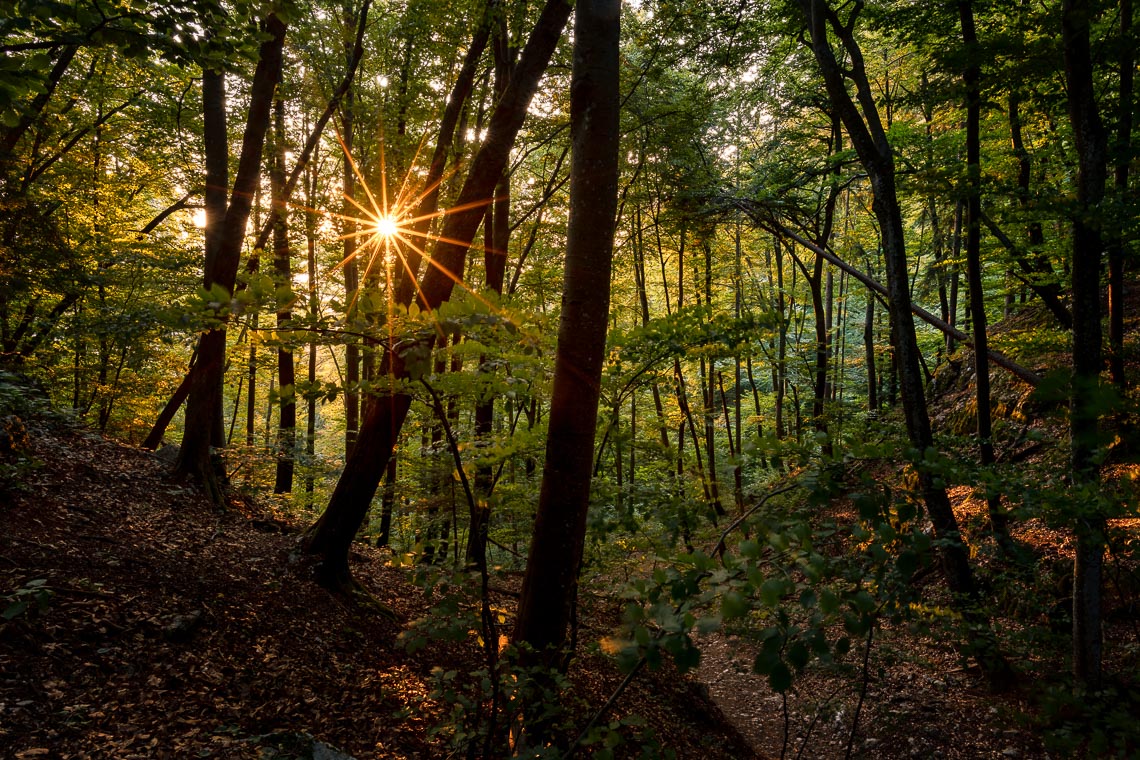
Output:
(246, 312), (258, 445)
(514, 0), (620, 664)
(305, 155), (319, 498)
(342, 16), (360, 456)
(1107, 0), (1133, 387)
(960, 0), (1011, 548)
(948, 201), (962, 354)
(718, 372), (744, 511)
(797, 0), (1010, 683)
(1007, 91), (1072, 328)
(774, 236), (787, 440)
(468, 13), (518, 565)
(634, 204), (672, 451)
(175, 16), (287, 504)
(701, 243), (722, 515)
(377, 455), (397, 547)
(272, 98), (296, 494)
(1063, 0), (1109, 689)
(864, 290), (878, 411)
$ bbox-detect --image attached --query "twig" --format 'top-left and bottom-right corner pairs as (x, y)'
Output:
(780, 690), (791, 760)
(710, 483), (801, 557)
(794, 683), (850, 760)
(844, 626), (875, 760)
(564, 656), (648, 759)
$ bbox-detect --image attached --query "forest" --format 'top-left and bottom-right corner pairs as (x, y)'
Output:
(1, 0), (1138, 757)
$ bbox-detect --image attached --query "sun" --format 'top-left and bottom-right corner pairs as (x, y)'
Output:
(374, 214), (400, 239)
(320, 129), (515, 330)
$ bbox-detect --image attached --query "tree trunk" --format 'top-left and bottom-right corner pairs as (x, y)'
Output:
(1107, 0), (1132, 387)
(634, 204), (672, 451)
(513, 0), (620, 664)
(774, 237), (787, 441)
(272, 98), (296, 494)
(797, 0), (1010, 684)
(174, 15), (286, 504)
(377, 455), (397, 548)
(305, 153), (319, 498)
(1062, 0), (1109, 689)
(468, 11), (519, 566)
(960, 0), (1011, 549)
(864, 290), (878, 411)
(342, 9), (360, 456)
(1007, 91), (1072, 328)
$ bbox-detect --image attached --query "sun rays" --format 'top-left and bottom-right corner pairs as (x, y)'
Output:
(320, 130), (516, 332)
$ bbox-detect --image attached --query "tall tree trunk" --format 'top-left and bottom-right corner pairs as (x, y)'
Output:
(246, 312), (258, 445)
(301, 0), (572, 590)
(174, 16), (286, 504)
(468, 12), (519, 565)
(701, 243), (722, 515)
(634, 204), (671, 451)
(305, 153), (319, 498)
(864, 289), (878, 411)
(774, 236), (787, 440)
(1063, 0), (1109, 689)
(1007, 91), (1072, 328)
(1107, 0), (1133, 387)
(513, 0), (620, 664)
(947, 201), (962, 355)
(142, 66), (228, 451)
(342, 4), (360, 456)
(377, 455), (397, 547)
(393, 0), (499, 307)
(272, 98), (296, 494)
(960, 0), (1011, 549)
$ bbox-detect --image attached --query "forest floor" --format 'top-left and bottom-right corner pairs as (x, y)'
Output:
(0, 416), (756, 759)
(2, 391), (1138, 758)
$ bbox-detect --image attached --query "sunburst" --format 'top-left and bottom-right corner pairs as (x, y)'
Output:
(326, 130), (512, 327)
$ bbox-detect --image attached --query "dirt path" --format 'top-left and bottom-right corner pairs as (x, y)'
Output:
(695, 627), (1045, 760)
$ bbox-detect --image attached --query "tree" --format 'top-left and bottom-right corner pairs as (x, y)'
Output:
(513, 0), (621, 664)
(271, 96), (296, 494)
(173, 14), (287, 504)
(1062, 0), (1109, 690)
(794, 0), (1009, 683)
(301, 0), (573, 590)
(959, 0), (1012, 551)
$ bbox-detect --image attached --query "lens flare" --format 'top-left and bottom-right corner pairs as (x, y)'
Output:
(374, 215), (399, 239)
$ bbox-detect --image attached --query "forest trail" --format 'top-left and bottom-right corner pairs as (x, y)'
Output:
(0, 416), (756, 759)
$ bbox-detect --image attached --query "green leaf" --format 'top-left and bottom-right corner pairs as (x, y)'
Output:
(721, 590), (748, 620)
(752, 646), (780, 675)
(759, 578), (785, 607)
(2, 600), (28, 620)
(697, 614), (723, 634)
(768, 662), (793, 692)
(739, 538), (760, 558)
(787, 641), (810, 671)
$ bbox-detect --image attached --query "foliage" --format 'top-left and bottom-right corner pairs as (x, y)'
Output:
(1, 577), (52, 622)
(3, 0), (1138, 752)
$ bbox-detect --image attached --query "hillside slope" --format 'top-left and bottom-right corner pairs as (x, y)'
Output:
(0, 416), (756, 759)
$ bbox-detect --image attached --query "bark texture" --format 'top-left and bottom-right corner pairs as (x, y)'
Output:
(513, 0), (621, 662)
